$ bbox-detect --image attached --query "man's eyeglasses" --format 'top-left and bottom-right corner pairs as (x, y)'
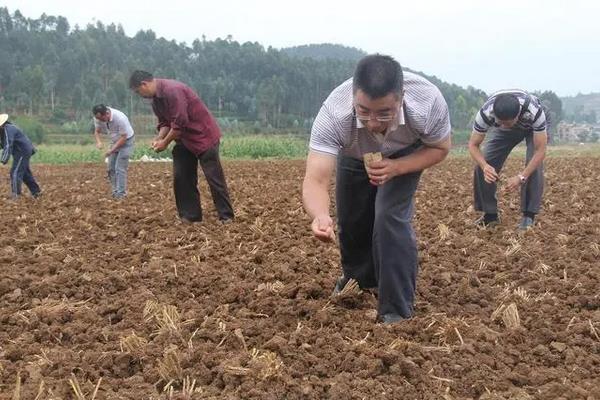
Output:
(354, 107), (397, 123)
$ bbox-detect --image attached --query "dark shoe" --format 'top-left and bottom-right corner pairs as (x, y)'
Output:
(517, 216), (534, 231)
(332, 275), (350, 295)
(379, 313), (404, 324)
(474, 214), (499, 228)
(32, 191), (42, 199)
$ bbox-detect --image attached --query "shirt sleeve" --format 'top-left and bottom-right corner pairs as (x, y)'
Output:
(421, 92), (452, 144)
(1, 126), (15, 164)
(532, 108), (547, 132)
(309, 104), (344, 156)
(152, 102), (171, 131)
(473, 108), (492, 133)
(164, 88), (190, 131)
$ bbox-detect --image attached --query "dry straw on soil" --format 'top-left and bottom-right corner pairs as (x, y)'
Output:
(165, 376), (203, 399)
(336, 278), (361, 296)
(437, 223), (451, 240)
(248, 348), (285, 380)
(426, 314), (469, 347)
(143, 300), (194, 339)
(119, 331), (148, 356)
(492, 303), (521, 329)
(158, 348), (184, 386)
(68, 374), (102, 400)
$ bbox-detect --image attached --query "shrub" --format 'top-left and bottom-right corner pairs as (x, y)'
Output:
(12, 116), (47, 144)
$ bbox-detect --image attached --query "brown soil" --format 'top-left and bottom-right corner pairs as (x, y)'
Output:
(0, 157), (599, 399)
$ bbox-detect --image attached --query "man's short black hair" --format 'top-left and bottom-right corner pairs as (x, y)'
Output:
(129, 70), (153, 89)
(353, 54), (403, 99)
(92, 104), (109, 115)
(493, 94), (521, 120)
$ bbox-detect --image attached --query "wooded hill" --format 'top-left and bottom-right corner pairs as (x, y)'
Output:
(0, 8), (562, 133)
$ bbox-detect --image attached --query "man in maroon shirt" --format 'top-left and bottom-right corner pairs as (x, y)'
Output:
(129, 70), (234, 223)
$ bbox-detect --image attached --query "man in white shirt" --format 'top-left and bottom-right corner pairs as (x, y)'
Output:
(93, 104), (135, 199)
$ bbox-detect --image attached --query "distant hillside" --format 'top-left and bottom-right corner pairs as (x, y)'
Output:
(0, 8), (496, 132)
(562, 93), (600, 114)
(282, 44), (367, 62)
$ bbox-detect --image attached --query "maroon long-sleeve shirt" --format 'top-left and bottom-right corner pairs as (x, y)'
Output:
(152, 79), (220, 155)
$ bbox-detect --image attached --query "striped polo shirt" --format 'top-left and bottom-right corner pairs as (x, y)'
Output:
(473, 90), (547, 134)
(309, 72), (451, 157)
(94, 107), (135, 142)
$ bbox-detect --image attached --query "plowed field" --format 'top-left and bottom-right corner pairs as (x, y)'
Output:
(1, 157), (599, 399)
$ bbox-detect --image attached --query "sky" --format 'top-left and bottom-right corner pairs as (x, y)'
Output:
(5, 0), (599, 97)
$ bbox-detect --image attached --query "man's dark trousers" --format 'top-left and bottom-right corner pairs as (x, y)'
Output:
(172, 142), (234, 222)
(336, 147), (422, 319)
(473, 128), (544, 215)
(10, 151), (41, 197)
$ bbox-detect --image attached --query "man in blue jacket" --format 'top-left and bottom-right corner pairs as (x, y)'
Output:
(0, 114), (41, 199)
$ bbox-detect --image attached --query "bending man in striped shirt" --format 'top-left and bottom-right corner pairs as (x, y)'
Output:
(302, 55), (451, 324)
(468, 90), (548, 230)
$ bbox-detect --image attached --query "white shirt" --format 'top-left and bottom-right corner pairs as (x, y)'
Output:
(94, 107), (135, 142)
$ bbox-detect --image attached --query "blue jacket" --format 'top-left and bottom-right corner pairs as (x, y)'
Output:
(1, 123), (35, 164)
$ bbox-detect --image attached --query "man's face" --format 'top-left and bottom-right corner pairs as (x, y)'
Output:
(353, 89), (401, 134)
(95, 112), (109, 122)
(498, 117), (518, 129)
(133, 81), (154, 98)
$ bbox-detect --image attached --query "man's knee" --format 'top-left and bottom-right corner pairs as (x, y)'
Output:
(374, 207), (412, 235)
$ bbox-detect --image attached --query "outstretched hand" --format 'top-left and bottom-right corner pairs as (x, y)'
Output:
(311, 215), (335, 242)
(482, 164), (499, 183)
(504, 175), (522, 192)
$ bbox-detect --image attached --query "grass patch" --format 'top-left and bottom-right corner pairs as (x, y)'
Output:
(31, 135), (309, 164)
(28, 135), (600, 165)
(220, 135), (308, 159)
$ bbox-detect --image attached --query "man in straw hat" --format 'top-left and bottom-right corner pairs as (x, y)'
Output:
(0, 114), (42, 199)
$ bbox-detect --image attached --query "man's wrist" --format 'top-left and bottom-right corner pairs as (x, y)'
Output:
(393, 158), (405, 176)
(313, 213), (329, 221)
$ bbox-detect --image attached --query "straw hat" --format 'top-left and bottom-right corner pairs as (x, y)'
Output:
(0, 114), (8, 126)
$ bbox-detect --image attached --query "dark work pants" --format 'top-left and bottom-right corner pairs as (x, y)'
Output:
(336, 148), (422, 318)
(172, 142), (234, 222)
(10, 152), (41, 197)
(474, 129), (544, 215)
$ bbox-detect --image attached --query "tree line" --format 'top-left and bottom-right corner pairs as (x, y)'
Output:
(0, 7), (562, 138)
